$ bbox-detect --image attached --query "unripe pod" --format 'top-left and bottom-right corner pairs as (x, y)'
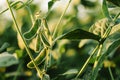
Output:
(27, 48), (47, 68)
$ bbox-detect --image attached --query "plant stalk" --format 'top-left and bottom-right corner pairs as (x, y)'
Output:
(52, 0), (72, 39)
(6, 0), (42, 79)
(75, 44), (100, 79)
(93, 44), (102, 68)
(90, 11), (120, 80)
(113, 12), (120, 22)
(108, 66), (115, 80)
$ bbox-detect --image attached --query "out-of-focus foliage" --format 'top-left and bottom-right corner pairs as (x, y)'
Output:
(0, 0), (120, 80)
(107, 0), (120, 7)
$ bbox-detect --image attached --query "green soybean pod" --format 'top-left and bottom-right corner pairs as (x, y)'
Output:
(40, 32), (50, 47)
(42, 18), (52, 46)
(35, 34), (42, 53)
(23, 18), (41, 40)
(27, 48), (47, 68)
(42, 18), (51, 35)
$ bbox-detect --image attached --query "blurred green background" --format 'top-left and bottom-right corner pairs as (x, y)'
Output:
(0, 0), (120, 80)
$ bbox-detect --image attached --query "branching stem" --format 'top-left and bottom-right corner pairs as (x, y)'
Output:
(6, 0), (42, 79)
(52, 0), (72, 39)
(75, 44), (100, 78)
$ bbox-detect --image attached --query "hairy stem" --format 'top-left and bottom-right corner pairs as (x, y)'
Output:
(52, 0), (72, 39)
(93, 44), (102, 68)
(108, 66), (115, 80)
(75, 44), (100, 78)
(113, 12), (120, 22)
(6, 0), (42, 79)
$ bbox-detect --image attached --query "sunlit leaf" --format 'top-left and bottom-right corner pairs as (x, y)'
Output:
(17, 33), (25, 49)
(0, 52), (18, 67)
(89, 18), (108, 37)
(110, 23), (120, 35)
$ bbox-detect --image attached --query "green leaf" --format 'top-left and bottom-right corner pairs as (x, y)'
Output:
(102, 0), (111, 19)
(27, 48), (47, 68)
(107, 0), (120, 7)
(90, 32), (120, 80)
(23, 19), (41, 40)
(0, 42), (10, 53)
(48, 1), (54, 10)
(89, 18), (120, 38)
(61, 69), (78, 76)
(48, 0), (59, 11)
(15, 49), (24, 59)
(0, 52), (18, 67)
(57, 29), (101, 41)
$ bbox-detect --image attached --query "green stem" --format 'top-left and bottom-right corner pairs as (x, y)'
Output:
(0, 0), (33, 15)
(113, 12), (120, 22)
(6, 0), (42, 79)
(14, 1), (34, 24)
(44, 3), (54, 18)
(52, 0), (72, 39)
(25, 5), (34, 24)
(15, 1), (35, 24)
(108, 66), (114, 80)
(0, 1), (21, 15)
(18, 1), (34, 24)
(93, 44), (102, 68)
(76, 2), (120, 80)
(90, 14), (119, 80)
(75, 44), (100, 79)
(102, 11), (120, 40)
(5, 72), (21, 78)
(13, 60), (23, 80)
